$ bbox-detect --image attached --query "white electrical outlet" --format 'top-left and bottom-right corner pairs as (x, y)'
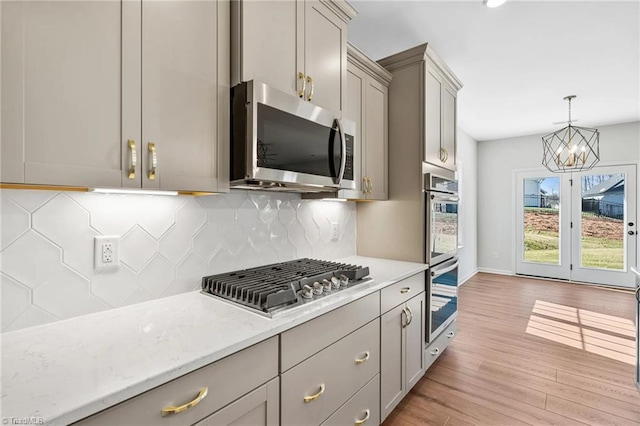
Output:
(330, 222), (339, 241)
(95, 236), (120, 271)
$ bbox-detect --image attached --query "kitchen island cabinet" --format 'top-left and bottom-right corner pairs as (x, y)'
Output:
(232, 0), (356, 115)
(1, 0), (229, 193)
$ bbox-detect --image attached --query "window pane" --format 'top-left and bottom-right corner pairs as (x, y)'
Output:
(580, 174), (624, 270)
(523, 177), (560, 264)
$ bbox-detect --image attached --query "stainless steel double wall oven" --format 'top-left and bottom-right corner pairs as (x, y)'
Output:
(424, 168), (459, 343)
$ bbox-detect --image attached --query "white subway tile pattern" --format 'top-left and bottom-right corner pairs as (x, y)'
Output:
(0, 189), (356, 332)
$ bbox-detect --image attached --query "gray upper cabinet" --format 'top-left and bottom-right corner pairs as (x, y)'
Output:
(379, 43), (462, 173)
(344, 43), (392, 200)
(232, 0), (356, 115)
(1, 0), (229, 193)
(1, 1), (125, 188)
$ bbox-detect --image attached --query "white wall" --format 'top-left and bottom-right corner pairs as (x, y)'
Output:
(457, 128), (478, 284)
(0, 190), (356, 332)
(478, 121), (640, 274)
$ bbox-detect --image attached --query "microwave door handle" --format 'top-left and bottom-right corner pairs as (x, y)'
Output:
(431, 260), (460, 278)
(335, 119), (347, 184)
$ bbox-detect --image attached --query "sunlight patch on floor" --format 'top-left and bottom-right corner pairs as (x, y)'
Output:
(526, 300), (635, 364)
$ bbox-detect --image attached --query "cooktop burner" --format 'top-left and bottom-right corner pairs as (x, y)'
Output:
(201, 258), (371, 317)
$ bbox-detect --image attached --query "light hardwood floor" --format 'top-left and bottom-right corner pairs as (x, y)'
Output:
(384, 272), (639, 426)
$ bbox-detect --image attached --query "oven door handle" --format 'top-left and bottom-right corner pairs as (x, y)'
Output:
(431, 259), (460, 278)
(334, 118), (347, 185)
(428, 193), (459, 203)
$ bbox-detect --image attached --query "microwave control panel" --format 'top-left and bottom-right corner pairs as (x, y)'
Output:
(344, 134), (354, 180)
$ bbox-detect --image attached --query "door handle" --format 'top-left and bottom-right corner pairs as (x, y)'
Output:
(148, 142), (157, 180)
(297, 72), (306, 98)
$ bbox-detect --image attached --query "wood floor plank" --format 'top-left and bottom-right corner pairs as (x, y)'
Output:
(427, 363), (548, 409)
(556, 370), (640, 407)
(545, 395), (638, 426)
(382, 272), (639, 426)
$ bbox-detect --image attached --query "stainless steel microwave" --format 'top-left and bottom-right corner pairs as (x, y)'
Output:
(231, 80), (356, 192)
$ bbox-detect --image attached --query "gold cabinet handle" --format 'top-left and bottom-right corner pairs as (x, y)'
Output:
(401, 307), (409, 329)
(298, 72), (306, 98)
(400, 287), (411, 294)
(439, 147), (447, 163)
(354, 351), (370, 365)
(368, 177), (373, 194)
(303, 383), (325, 403)
(362, 177), (368, 195)
(355, 409), (371, 425)
(406, 305), (413, 326)
(306, 75), (314, 101)
(148, 142), (157, 180)
(161, 387), (208, 417)
(127, 139), (137, 179)
(444, 148), (449, 163)
(430, 347), (440, 356)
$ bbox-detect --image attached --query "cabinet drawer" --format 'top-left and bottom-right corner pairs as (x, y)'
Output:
(321, 374), (380, 426)
(424, 320), (456, 372)
(281, 291), (380, 372)
(281, 318), (380, 426)
(76, 337), (278, 426)
(380, 272), (425, 314)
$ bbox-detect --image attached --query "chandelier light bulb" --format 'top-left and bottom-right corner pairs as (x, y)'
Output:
(483, 0), (507, 8)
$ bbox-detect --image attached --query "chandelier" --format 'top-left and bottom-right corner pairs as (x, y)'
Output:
(541, 95), (600, 173)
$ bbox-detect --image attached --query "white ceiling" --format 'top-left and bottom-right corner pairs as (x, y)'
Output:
(347, 0), (640, 141)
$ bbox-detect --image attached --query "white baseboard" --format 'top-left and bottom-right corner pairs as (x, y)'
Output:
(458, 269), (478, 286)
(477, 267), (514, 276)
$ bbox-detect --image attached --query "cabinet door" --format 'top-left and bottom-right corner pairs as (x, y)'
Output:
(380, 304), (406, 421)
(345, 66), (365, 197)
(141, 0), (229, 192)
(1, 0), (135, 188)
(442, 83), (457, 171)
(232, 0), (301, 97)
(405, 292), (425, 391)
(304, 0), (346, 114)
(364, 78), (388, 200)
(195, 378), (279, 426)
(425, 69), (442, 167)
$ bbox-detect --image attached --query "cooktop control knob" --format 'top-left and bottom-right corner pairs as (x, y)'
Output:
(313, 281), (323, 295)
(301, 284), (314, 299)
(322, 279), (333, 292)
(339, 274), (349, 287)
(330, 276), (341, 289)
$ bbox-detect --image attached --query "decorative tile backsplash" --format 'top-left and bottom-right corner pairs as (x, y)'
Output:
(0, 189), (356, 332)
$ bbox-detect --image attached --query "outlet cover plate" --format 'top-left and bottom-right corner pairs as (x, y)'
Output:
(94, 235), (120, 271)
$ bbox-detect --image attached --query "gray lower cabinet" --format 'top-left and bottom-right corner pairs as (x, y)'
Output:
(281, 318), (380, 426)
(195, 378), (279, 426)
(380, 292), (425, 421)
(424, 320), (457, 372)
(321, 374), (380, 426)
(74, 337), (278, 426)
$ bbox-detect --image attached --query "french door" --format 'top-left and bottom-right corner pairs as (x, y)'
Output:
(515, 165), (637, 288)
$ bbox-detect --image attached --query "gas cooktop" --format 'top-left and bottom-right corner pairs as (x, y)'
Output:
(201, 258), (371, 317)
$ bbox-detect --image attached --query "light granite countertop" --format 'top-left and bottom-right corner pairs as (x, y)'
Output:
(1, 256), (428, 425)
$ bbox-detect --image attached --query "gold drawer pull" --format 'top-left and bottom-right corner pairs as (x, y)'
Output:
(161, 387), (208, 417)
(447, 331), (455, 338)
(430, 348), (440, 356)
(298, 72), (306, 98)
(354, 351), (370, 365)
(400, 287), (411, 294)
(148, 142), (157, 180)
(355, 409), (371, 425)
(127, 139), (137, 179)
(303, 383), (325, 403)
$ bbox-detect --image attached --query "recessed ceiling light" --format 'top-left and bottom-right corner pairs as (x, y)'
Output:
(484, 0), (507, 8)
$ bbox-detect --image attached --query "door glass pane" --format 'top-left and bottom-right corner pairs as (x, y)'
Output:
(580, 174), (624, 270)
(523, 177), (560, 264)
